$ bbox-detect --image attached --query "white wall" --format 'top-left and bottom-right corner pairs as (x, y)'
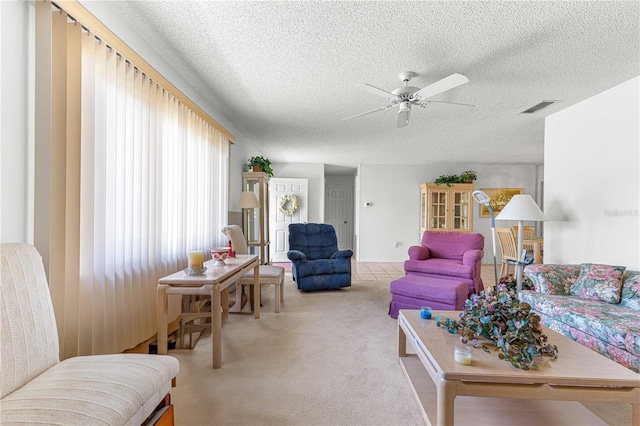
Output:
(357, 163), (541, 262)
(544, 76), (639, 269)
(1, 0), (32, 243)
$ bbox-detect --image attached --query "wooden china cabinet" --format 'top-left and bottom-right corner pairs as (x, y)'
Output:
(420, 183), (474, 238)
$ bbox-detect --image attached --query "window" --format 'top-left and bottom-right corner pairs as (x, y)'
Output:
(35, 1), (232, 356)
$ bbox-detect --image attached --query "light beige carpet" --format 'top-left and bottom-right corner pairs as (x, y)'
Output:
(168, 276), (632, 426)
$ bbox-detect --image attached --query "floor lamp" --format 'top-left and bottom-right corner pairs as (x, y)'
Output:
(472, 190), (498, 288)
(495, 194), (546, 294)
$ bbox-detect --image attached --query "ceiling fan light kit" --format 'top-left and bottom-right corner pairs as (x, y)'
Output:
(343, 71), (475, 128)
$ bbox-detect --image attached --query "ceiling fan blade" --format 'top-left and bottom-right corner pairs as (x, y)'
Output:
(358, 84), (399, 101)
(411, 73), (469, 101)
(396, 106), (410, 128)
(421, 100), (475, 111)
(342, 104), (394, 121)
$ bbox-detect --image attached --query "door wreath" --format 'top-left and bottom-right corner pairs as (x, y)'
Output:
(279, 194), (299, 215)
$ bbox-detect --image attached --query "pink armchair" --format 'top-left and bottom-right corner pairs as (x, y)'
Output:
(404, 231), (485, 295)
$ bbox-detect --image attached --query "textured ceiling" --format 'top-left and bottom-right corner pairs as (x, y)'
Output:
(104, 1), (639, 166)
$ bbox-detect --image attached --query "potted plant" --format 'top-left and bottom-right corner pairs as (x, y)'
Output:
(436, 283), (558, 370)
(459, 170), (477, 183)
(246, 156), (274, 177)
(433, 174), (460, 187)
(434, 170), (477, 187)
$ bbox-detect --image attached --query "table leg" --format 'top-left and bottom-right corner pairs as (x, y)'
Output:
(253, 263), (260, 319)
(211, 285), (222, 368)
(398, 320), (407, 358)
(436, 377), (456, 426)
(534, 241), (542, 264)
(632, 401), (639, 426)
(221, 288), (229, 323)
(156, 284), (168, 355)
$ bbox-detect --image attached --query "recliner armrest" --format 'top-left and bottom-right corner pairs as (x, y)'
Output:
(330, 249), (353, 260)
(408, 245), (430, 260)
(287, 249), (307, 262)
(462, 249), (483, 266)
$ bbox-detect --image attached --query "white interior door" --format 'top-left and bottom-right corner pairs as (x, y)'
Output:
(270, 178), (308, 262)
(326, 185), (352, 250)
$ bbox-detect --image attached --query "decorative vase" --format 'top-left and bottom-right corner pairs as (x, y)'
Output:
(252, 166), (262, 172)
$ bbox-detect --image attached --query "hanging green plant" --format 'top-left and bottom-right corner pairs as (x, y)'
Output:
(436, 284), (558, 370)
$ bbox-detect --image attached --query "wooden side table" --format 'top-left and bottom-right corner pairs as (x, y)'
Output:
(157, 255), (259, 368)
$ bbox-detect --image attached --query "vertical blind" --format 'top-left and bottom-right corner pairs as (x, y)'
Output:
(35, 2), (230, 357)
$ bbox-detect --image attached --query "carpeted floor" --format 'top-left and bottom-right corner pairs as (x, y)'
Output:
(168, 275), (632, 426)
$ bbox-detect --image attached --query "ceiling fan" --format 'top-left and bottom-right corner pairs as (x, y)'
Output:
(343, 71), (474, 128)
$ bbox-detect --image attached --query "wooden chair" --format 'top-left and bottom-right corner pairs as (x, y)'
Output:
(496, 227), (520, 276)
(512, 225), (541, 262)
(512, 225), (535, 239)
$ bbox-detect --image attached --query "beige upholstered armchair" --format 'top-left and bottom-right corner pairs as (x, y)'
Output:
(1, 243), (179, 425)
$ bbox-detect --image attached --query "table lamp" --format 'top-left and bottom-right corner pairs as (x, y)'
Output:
(238, 191), (260, 209)
(495, 194), (546, 293)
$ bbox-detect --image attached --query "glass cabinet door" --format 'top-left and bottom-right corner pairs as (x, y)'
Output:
(429, 190), (448, 230)
(452, 191), (471, 231)
(242, 172), (270, 264)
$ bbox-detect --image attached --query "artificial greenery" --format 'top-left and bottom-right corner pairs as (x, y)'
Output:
(246, 156), (274, 177)
(498, 273), (534, 292)
(436, 284), (558, 370)
(434, 170), (477, 186)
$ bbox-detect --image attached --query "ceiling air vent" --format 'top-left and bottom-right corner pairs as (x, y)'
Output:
(520, 100), (558, 114)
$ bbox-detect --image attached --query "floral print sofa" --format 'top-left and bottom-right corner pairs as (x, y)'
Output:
(520, 263), (640, 372)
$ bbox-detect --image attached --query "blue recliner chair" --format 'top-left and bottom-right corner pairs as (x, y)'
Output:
(287, 223), (353, 291)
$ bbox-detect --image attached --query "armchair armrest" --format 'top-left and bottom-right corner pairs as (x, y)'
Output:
(287, 249), (307, 262)
(330, 249), (353, 260)
(462, 249), (483, 266)
(408, 245), (430, 260)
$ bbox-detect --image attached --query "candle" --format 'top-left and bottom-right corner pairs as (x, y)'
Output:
(187, 250), (204, 271)
(420, 306), (432, 319)
(454, 345), (472, 365)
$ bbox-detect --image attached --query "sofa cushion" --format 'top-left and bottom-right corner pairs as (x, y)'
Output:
(1, 243), (60, 398)
(295, 258), (350, 278)
(620, 270), (640, 310)
(520, 291), (640, 360)
(570, 263), (626, 304)
(390, 275), (468, 304)
(1, 354), (179, 426)
(288, 223), (339, 260)
(524, 264), (580, 295)
(404, 258), (474, 280)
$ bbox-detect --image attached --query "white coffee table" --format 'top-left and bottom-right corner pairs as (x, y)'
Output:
(398, 310), (640, 426)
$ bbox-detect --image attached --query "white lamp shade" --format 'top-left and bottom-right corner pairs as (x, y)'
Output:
(237, 191), (260, 209)
(495, 194), (546, 221)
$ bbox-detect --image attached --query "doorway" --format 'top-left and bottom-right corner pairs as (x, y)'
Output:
(269, 178), (308, 262)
